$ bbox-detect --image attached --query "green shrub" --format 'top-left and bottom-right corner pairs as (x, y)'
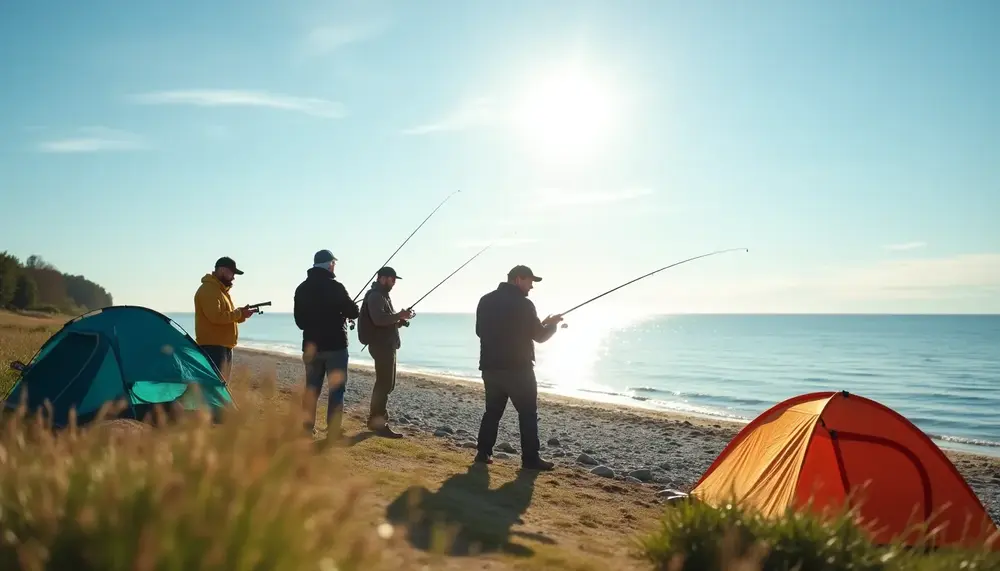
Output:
(638, 497), (1000, 571)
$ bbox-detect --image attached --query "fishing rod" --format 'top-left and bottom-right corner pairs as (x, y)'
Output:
(357, 241), (495, 352)
(347, 189), (461, 330)
(555, 248), (749, 324)
(409, 242), (494, 310)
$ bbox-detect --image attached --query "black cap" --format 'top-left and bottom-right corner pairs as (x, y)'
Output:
(377, 266), (401, 279)
(313, 249), (337, 265)
(508, 265), (541, 282)
(215, 256), (244, 275)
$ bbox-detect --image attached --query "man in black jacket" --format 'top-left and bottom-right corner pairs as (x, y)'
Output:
(293, 249), (361, 439)
(474, 265), (563, 470)
(358, 266), (414, 439)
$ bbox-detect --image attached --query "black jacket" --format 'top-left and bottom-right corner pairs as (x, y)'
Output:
(475, 282), (557, 371)
(293, 267), (360, 352)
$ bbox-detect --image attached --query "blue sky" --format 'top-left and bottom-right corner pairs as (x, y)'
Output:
(2, 0), (998, 315)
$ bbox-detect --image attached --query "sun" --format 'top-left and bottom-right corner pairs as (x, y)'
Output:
(509, 65), (618, 165)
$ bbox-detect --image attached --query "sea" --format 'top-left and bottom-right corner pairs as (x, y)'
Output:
(167, 312), (1000, 458)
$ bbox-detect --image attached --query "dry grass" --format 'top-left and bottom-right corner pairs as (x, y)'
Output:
(0, 310), (664, 570)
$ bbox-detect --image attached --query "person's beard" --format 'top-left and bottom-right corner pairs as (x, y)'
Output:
(217, 273), (233, 287)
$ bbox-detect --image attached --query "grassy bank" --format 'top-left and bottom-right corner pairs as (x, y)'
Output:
(0, 310), (997, 570)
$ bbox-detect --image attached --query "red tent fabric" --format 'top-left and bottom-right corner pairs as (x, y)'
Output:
(691, 391), (999, 550)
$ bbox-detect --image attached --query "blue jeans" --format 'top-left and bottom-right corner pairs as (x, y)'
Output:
(303, 348), (349, 430)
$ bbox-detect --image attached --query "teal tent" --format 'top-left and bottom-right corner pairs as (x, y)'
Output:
(3, 305), (236, 427)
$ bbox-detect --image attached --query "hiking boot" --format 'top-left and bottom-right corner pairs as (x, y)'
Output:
(474, 451), (493, 464)
(522, 457), (555, 471)
(373, 424), (403, 439)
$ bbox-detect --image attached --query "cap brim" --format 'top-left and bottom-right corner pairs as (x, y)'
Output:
(234, 268), (245, 275)
(531, 276), (542, 282)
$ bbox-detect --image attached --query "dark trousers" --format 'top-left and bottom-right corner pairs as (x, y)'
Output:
(476, 369), (540, 461)
(200, 345), (233, 380)
(367, 344), (397, 425)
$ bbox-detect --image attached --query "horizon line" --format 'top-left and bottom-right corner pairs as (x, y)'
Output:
(158, 310), (1000, 317)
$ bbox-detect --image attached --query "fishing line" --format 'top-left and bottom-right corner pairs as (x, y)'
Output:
(350, 189), (461, 304)
(556, 248), (749, 322)
(347, 189), (460, 330)
(356, 238), (499, 352)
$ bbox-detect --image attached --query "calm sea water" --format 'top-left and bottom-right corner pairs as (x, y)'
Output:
(167, 312), (1000, 457)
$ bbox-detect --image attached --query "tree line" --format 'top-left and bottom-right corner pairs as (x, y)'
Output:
(0, 252), (113, 314)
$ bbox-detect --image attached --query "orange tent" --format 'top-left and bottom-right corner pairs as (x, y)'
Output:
(690, 391), (999, 550)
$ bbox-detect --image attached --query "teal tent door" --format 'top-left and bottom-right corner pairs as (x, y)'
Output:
(10, 331), (121, 426)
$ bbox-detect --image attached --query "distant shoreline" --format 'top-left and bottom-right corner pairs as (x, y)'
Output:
(166, 311), (1000, 317)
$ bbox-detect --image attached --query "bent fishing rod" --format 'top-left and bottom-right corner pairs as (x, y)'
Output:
(357, 241), (494, 352)
(556, 248), (749, 323)
(347, 189), (461, 330)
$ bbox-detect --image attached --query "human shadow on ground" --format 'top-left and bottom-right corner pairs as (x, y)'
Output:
(385, 464), (552, 557)
(312, 430), (374, 453)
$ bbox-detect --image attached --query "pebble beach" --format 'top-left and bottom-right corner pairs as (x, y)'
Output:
(232, 347), (1000, 525)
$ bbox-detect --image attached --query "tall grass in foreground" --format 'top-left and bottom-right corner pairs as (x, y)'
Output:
(638, 498), (1000, 571)
(0, 397), (392, 571)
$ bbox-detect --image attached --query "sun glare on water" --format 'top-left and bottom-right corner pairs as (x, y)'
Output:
(509, 64), (619, 165)
(534, 310), (644, 397)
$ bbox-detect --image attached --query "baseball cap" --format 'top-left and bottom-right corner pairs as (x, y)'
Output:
(508, 265), (542, 282)
(215, 256), (244, 275)
(313, 249), (338, 265)
(377, 266), (401, 279)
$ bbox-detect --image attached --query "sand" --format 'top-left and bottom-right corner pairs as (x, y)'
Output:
(231, 346), (1000, 524)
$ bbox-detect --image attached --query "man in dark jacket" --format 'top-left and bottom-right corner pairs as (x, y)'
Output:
(293, 249), (361, 439)
(358, 266), (414, 438)
(474, 265), (563, 470)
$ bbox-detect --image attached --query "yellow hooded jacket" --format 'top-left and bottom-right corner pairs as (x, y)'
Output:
(193, 273), (246, 348)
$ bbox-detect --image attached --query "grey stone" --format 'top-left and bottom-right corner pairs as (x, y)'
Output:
(590, 465), (615, 478)
(497, 442), (517, 453)
(629, 468), (654, 482)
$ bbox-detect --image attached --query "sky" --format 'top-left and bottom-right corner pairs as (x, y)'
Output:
(1, 0), (998, 316)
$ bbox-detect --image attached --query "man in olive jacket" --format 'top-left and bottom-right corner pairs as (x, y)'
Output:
(357, 266), (414, 438)
(293, 249), (361, 438)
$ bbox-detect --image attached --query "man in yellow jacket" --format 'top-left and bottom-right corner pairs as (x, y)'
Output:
(194, 256), (256, 380)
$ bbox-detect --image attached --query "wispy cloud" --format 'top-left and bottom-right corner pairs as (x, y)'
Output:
(830, 253), (1000, 300)
(300, 21), (386, 56)
(884, 241), (927, 251)
(129, 90), (347, 119)
(738, 253), (1000, 303)
(36, 127), (147, 154)
(401, 98), (500, 135)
